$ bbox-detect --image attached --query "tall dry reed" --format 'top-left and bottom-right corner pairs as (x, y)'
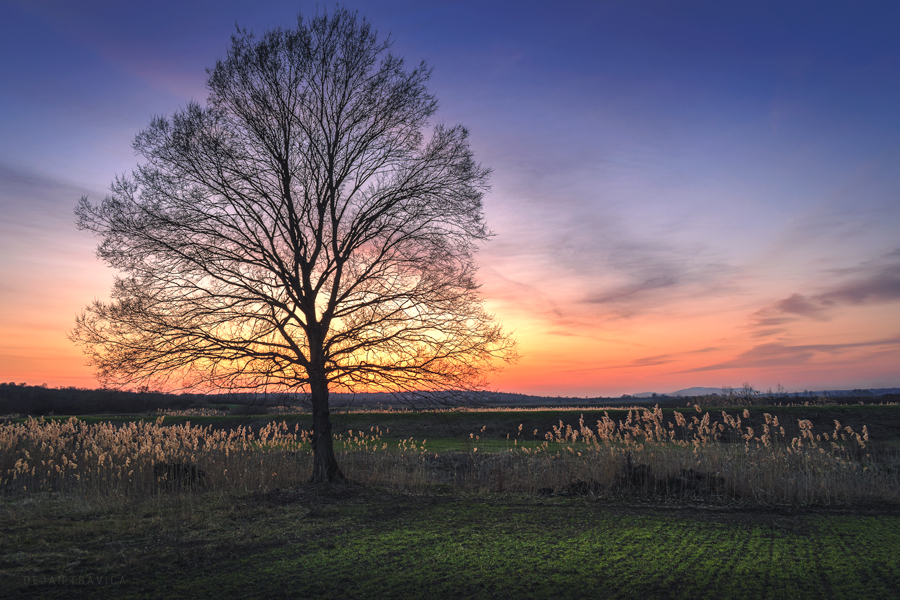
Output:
(1, 407), (897, 505)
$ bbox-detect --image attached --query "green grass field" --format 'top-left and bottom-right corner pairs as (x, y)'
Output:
(2, 487), (899, 599)
(54, 402), (900, 443)
(2, 403), (900, 599)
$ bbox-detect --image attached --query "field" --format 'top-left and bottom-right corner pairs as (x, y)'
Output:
(2, 403), (900, 598)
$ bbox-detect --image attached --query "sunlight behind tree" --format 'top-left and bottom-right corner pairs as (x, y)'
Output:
(71, 7), (516, 482)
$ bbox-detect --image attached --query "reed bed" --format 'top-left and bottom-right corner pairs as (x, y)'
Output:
(239, 404), (659, 415)
(1, 407), (898, 505)
(155, 407), (229, 417)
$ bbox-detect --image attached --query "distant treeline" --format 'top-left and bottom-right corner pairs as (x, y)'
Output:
(0, 384), (621, 417)
(0, 383), (214, 416)
(2, 382), (898, 417)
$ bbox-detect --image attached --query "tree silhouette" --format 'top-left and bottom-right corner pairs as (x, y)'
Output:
(72, 8), (515, 482)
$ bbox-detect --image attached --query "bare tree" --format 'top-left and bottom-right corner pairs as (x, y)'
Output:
(71, 8), (516, 482)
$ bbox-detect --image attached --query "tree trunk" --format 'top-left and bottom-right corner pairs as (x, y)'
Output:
(308, 371), (345, 483)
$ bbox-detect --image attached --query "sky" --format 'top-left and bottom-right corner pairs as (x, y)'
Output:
(1, 0), (899, 396)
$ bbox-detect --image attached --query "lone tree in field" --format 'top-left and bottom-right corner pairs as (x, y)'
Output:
(72, 8), (515, 482)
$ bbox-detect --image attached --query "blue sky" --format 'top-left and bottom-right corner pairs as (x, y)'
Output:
(2, 0), (899, 394)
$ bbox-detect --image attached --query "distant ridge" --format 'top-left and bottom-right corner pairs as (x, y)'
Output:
(669, 387), (728, 397)
(631, 388), (723, 398)
(630, 387), (900, 398)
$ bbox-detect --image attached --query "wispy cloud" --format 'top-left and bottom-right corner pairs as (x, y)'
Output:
(682, 336), (900, 373)
(559, 353), (677, 373)
(0, 162), (78, 196)
(0, 162), (95, 237)
(817, 264), (900, 305)
(563, 346), (721, 373)
(751, 250), (900, 331)
(567, 230), (739, 318)
(583, 274), (679, 306)
(772, 293), (830, 319)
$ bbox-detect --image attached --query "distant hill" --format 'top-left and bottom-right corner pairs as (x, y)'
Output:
(631, 388), (723, 398)
(669, 387), (728, 397)
(630, 387), (900, 398)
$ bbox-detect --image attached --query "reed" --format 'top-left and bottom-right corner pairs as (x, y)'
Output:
(1, 407), (897, 505)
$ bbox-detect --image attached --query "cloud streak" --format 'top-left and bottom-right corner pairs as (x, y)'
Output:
(682, 336), (900, 373)
(562, 347), (721, 374)
(751, 252), (900, 332)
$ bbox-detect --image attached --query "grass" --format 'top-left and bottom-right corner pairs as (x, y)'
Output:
(31, 402), (900, 445)
(3, 404), (900, 598)
(2, 487), (899, 599)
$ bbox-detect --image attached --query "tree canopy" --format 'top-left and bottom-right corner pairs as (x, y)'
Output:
(72, 7), (515, 481)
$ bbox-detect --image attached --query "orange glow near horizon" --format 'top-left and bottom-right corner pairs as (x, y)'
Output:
(1, 250), (898, 396)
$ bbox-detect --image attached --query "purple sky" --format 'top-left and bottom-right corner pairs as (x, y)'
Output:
(2, 0), (899, 395)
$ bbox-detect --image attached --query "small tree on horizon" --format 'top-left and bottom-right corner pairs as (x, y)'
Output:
(71, 7), (516, 482)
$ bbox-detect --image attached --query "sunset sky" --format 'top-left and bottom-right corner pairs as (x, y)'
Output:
(1, 0), (899, 396)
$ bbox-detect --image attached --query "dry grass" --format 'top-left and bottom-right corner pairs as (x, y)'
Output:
(252, 403), (657, 415)
(1, 406), (898, 506)
(155, 407), (229, 417)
